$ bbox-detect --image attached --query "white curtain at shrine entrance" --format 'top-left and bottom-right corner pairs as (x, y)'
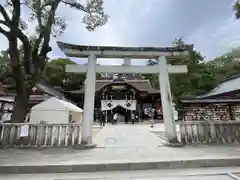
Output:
(101, 100), (137, 111)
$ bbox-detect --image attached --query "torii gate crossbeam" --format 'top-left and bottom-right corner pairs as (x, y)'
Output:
(66, 64), (187, 74)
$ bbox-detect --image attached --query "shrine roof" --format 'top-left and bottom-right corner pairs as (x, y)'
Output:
(68, 80), (159, 94)
(57, 41), (193, 59)
(181, 99), (240, 103)
(197, 75), (240, 99)
(34, 82), (65, 98)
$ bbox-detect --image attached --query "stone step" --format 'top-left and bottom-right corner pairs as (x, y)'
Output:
(1, 157), (240, 174)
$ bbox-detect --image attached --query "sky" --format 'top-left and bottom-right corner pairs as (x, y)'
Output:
(0, 0), (239, 65)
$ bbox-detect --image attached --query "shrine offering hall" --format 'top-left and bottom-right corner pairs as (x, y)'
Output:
(67, 79), (161, 122)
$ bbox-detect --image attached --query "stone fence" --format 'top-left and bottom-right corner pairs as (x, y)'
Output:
(179, 121), (240, 144)
(0, 123), (81, 148)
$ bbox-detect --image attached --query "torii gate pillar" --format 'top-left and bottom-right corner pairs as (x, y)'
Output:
(158, 56), (178, 143)
(81, 54), (96, 146)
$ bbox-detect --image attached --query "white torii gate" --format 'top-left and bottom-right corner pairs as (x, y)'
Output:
(57, 42), (191, 147)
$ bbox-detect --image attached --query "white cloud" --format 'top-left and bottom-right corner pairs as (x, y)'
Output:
(52, 0), (158, 65)
(187, 17), (240, 60)
(0, 0), (239, 65)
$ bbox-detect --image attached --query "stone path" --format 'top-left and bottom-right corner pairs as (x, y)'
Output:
(1, 124), (240, 167)
(147, 123), (181, 141)
(94, 124), (166, 147)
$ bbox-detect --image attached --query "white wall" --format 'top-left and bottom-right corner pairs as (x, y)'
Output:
(30, 110), (69, 124)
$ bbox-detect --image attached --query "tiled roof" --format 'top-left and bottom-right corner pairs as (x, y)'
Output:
(35, 83), (65, 99)
(68, 80), (159, 94)
(181, 99), (240, 103)
(197, 75), (240, 99)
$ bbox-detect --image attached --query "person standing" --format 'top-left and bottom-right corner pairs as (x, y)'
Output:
(124, 112), (128, 124)
(131, 112), (135, 124)
(100, 111), (106, 126)
(136, 112), (139, 123)
(150, 109), (155, 128)
(113, 113), (118, 125)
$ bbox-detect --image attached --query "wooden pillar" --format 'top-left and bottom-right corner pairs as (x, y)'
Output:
(229, 104), (234, 120)
(0, 101), (4, 122)
(140, 100), (143, 122)
(105, 94), (108, 122)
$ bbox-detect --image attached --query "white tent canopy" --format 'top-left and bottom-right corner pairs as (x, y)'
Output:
(30, 97), (83, 124)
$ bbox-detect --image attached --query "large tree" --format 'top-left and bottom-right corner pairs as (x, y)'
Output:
(170, 38), (216, 98)
(207, 55), (240, 84)
(0, 0), (108, 122)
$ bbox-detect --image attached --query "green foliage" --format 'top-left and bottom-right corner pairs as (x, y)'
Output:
(145, 38), (240, 106)
(145, 38), (219, 105)
(43, 58), (107, 91)
(23, 0), (109, 36)
(170, 38), (215, 100)
(0, 51), (15, 88)
(83, 0), (109, 31)
(233, 1), (240, 19)
(43, 58), (85, 91)
(207, 55), (240, 84)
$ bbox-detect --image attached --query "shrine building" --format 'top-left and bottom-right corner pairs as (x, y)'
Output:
(66, 78), (163, 122)
(181, 75), (240, 121)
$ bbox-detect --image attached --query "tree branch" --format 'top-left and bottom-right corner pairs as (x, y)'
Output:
(21, 1), (54, 29)
(32, 33), (43, 55)
(0, 20), (9, 27)
(0, 26), (9, 37)
(0, 4), (11, 24)
(61, 0), (87, 12)
(11, 0), (21, 27)
(40, 1), (54, 10)
(39, 1), (61, 63)
(16, 29), (32, 74)
(25, 3), (42, 28)
(0, 1), (32, 74)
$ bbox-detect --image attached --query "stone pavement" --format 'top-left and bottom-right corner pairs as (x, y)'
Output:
(148, 123), (181, 141)
(1, 167), (240, 180)
(0, 124), (240, 174)
(94, 123), (166, 147)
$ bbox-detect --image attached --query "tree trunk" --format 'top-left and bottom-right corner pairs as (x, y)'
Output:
(10, 65), (30, 123)
(11, 90), (29, 123)
(8, 34), (31, 123)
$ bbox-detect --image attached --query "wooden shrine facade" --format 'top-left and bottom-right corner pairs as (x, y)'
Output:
(66, 79), (161, 120)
